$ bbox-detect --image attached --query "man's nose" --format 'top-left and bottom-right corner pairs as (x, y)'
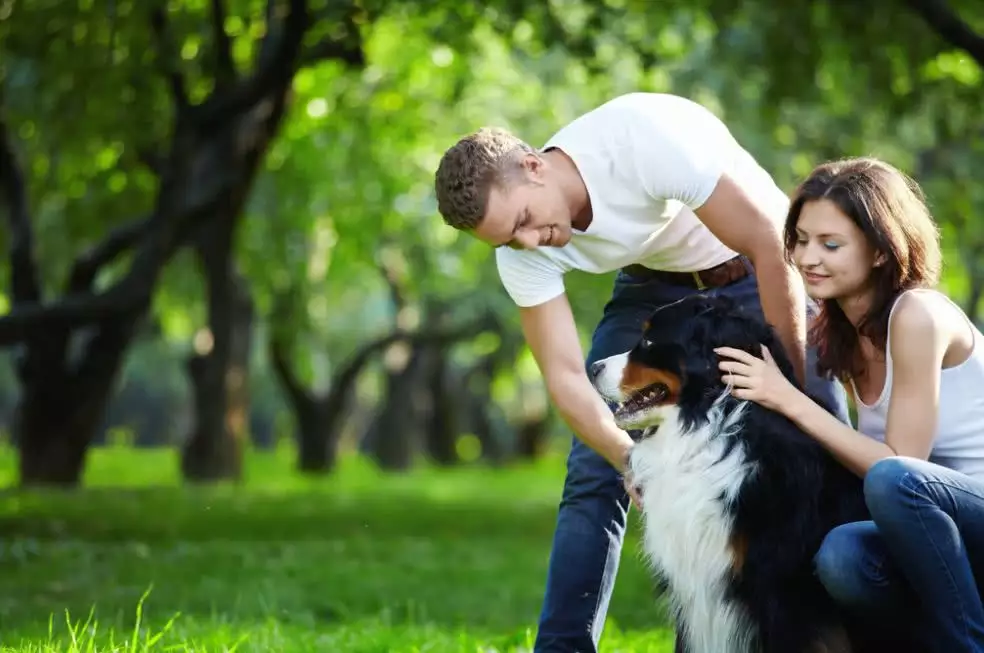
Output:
(511, 230), (539, 250)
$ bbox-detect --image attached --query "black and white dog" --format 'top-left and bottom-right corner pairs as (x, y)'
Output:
(590, 294), (871, 653)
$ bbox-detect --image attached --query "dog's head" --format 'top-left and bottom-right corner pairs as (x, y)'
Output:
(590, 294), (797, 431)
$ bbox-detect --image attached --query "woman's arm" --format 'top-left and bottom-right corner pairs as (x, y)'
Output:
(784, 395), (894, 477)
(784, 293), (948, 476)
(717, 292), (953, 477)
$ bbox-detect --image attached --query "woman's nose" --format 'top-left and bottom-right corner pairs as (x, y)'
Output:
(797, 243), (821, 267)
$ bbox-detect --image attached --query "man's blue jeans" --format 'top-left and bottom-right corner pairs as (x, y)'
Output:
(814, 456), (984, 653)
(533, 269), (850, 652)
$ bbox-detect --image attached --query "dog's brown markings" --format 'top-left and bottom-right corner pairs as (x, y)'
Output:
(729, 531), (748, 576)
(619, 363), (681, 401)
(807, 625), (853, 653)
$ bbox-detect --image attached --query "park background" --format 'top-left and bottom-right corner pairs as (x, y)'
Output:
(1, 1), (982, 651)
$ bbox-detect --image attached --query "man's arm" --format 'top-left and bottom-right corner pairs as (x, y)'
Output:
(519, 293), (635, 471)
(695, 174), (807, 383)
(620, 96), (807, 383)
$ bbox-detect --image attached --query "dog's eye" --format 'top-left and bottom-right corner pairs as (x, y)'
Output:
(641, 339), (653, 348)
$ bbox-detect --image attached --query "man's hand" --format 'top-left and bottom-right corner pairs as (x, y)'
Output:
(518, 294), (637, 470)
(623, 470), (643, 510)
(620, 443), (642, 510)
(694, 173), (807, 384)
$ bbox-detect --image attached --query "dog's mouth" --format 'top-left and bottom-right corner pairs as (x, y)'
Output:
(614, 382), (670, 421)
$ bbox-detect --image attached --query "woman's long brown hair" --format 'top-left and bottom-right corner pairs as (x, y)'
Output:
(783, 157), (943, 383)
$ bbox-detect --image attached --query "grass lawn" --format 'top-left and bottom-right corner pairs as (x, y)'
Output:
(0, 444), (674, 652)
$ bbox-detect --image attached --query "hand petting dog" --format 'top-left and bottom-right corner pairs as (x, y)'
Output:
(623, 471), (644, 510)
(715, 345), (797, 413)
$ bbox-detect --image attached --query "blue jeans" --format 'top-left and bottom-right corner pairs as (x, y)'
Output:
(533, 269), (850, 652)
(814, 456), (984, 653)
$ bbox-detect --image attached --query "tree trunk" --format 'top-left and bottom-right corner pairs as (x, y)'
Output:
(363, 342), (427, 471)
(453, 322), (522, 465)
(423, 345), (459, 466)
(269, 310), (497, 474)
(515, 410), (551, 460)
(466, 390), (505, 464)
(362, 319), (498, 470)
(180, 221), (254, 482)
(295, 402), (337, 473)
(1, 2), (361, 487)
(16, 319), (137, 487)
(268, 320), (408, 475)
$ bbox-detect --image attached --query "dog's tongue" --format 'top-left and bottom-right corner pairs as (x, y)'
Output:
(617, 384), (667, 417)
(615, 395), (645, 419)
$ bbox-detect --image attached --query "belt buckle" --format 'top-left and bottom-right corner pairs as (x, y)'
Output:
(692, 271), (707, 290)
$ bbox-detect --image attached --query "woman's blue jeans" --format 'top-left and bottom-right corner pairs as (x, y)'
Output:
(815, 456), (984, 652)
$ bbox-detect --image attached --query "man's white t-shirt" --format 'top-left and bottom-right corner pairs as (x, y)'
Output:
(495, 93), (791, 308)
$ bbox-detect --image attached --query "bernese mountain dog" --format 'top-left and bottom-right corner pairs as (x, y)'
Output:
(589, 294), (872, 653)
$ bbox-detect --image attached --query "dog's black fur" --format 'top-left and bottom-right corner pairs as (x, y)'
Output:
(625, 294), (874, 652)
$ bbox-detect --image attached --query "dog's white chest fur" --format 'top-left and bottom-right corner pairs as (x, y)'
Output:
(629, 399), (759, 653)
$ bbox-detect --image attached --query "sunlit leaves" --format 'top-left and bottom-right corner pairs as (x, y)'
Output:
(3, 0), (984, 405)
(925, 52), (982, 86)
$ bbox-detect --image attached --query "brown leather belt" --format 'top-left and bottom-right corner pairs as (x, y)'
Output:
(621, 255), (753, 290)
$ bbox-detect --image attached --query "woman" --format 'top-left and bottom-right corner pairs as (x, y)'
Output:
(715, 156), (984, 652)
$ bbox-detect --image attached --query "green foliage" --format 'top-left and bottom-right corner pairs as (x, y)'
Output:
(0, 445), (673, 652)
(1, 0), (983, 472)
(1, 1), (165, 293)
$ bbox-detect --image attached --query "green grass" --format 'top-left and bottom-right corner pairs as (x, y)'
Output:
(0, 444), (674, 652)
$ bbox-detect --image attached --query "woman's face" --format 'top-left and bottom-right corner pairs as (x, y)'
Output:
(791, 199), (882, 304)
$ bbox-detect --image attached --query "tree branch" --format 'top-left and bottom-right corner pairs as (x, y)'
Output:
(322, 314), (499, 414)
(194, 0), (309, 129)
(0, 203), (204, 348)
(301, 36), (364, 67)
(135, 146), (166, 176)
(210, 0), (237, 85)
(269, 330), (315, 412)
(0, 113), (42, 305)
(150, 6), (190, 112)
(300, 7), (364, 69)
(376, 256), (405, 314)
(905, 0), (984, 68)
(0, 179), (218, 348)
(66, 217), (152, 294)
(0, 282), (147, 347)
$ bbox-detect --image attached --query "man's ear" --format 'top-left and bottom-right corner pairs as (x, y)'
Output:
(522, 152), (544, 178)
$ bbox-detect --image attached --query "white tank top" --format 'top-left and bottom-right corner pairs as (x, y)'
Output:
(852, 289), (984, 478)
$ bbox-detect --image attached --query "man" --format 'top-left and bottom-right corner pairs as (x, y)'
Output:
(433, 93), (849, 653)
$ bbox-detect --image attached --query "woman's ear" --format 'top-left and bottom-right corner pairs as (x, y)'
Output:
(873, 250), (888, 267)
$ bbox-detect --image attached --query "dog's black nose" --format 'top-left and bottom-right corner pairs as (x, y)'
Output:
(588, 361), (603, 381)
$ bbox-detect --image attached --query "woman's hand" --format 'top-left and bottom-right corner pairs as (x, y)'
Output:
(715, 345), (799, 413)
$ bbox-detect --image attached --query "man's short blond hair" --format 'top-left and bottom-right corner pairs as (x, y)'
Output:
(434, 127), (535, 230)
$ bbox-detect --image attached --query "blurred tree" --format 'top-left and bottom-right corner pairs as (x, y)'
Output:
(1, 0), (981, 487)
(0, 0), (360, 486)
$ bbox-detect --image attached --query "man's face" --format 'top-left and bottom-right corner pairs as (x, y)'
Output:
(472, 156), (572, 250)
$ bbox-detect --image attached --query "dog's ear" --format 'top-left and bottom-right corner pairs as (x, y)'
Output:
(677, 316), (722, 390)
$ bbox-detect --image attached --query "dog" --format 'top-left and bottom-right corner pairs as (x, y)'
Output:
(589, 294), (871, 653)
